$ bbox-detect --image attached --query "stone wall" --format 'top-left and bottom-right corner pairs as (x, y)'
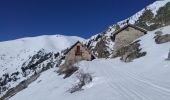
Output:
(59, 43), (93, 73)
(65, 43), (92, 65)
(114, 27), (145, 51)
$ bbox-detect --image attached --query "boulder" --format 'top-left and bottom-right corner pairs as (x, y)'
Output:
(155, 34), (170, 44)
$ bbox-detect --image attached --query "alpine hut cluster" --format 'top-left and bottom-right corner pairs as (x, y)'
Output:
(59, 24), (147, 73)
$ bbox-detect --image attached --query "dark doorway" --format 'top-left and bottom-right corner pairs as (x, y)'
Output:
(75, 46), (81, 56)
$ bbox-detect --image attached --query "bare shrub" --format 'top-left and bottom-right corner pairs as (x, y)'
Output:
(63, 66), (78, 79)
(68, 71), (92, 93)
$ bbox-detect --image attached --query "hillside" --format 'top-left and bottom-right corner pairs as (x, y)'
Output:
(86, 0), (170, 58)
(0, 0), (170, 100)
(9, 25), (170, 100)
(0, 35), (84, 97)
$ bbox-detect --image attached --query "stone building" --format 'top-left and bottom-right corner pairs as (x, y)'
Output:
(113, 24), (147, 51)
(59, 41), (95, 74)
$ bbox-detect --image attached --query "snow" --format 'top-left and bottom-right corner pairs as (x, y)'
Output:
(147, 0), (170, 15)
(0, 34), (85, 97)
(118, 0), (170, 25)
(0, 34), (84, 80)
(9, 26), (170, 100)
(1, 0), (170, 98)
(86, 0), (170, 58)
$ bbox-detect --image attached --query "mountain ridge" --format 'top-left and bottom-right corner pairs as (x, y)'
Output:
(86, 0), (170, 58)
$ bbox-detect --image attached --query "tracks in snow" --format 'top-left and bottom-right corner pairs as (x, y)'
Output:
(96, 62), (170, 100)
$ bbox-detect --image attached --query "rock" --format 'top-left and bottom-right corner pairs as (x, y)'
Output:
(1, 74), (40, 100)
(112, 40), (147, 62)
(155, 34), (170, 44)
(167, 51), (170, 60)
(155, 31), (163, 35)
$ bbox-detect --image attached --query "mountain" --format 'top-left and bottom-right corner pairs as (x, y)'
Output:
(8, 25), (170, 100)
(86, 0), (170, 58)
(0, 35), (84, 97)
(0, 0), (170, 100)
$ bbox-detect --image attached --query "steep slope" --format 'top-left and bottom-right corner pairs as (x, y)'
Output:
(118, 0), (170, 25)
(0, 35), (84, 75)
(9, 25), (170, 100)
(0, 35), (84, 97)
(86, 0), (170, 58)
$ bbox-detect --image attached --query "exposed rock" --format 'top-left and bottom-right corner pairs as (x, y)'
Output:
(155, 34), (170, 44)
(0, 74), (40, 100)
(85, 1), (170, 59)
(21, 49), (54, 77)
(167, 50), (170, 60)
(0, 50), (60, 99)
(112, 40), (147, 62)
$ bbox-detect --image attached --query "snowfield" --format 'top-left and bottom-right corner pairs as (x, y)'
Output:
(0, 35), (84, 97)
(9, 26), (170, 100)
(0, 35), (84, 76)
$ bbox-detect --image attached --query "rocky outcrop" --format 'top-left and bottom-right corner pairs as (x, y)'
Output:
(155, 33), (170, 44)
(0, 49), (60, 99)
(0, 74), (40, 100)
(112, 40), (147, 62)
(21, 49), (54, 77)
(0, 72), (21, 98)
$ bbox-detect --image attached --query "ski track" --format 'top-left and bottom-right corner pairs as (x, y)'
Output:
(94, 61), (170, 100)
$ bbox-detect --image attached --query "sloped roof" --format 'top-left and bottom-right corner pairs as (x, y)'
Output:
(64, 41), (81, 55)
(113, 24), (147, 39)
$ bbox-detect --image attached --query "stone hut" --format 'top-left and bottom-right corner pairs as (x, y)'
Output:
(113, 24), (147, 51)
(59, 41), (95, 73)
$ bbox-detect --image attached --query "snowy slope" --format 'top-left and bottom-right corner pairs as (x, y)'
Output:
(108, 0), (170, 34)
(9, 26), (170, 100)
(0, 34), (85, 97)
(0, 35), (84, 76)
(116, 0), (170, 28)
(86, 0), (170, 58)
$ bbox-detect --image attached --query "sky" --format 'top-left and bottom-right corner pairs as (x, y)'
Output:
(0, 0), (156, 41)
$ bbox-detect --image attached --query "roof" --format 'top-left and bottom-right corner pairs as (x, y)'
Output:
(64, 41), (81, 55)
(112, 24), (147, 39)
(63, 41), (96, 58)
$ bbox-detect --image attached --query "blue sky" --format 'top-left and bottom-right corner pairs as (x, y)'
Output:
(0, 0), (156, 41)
